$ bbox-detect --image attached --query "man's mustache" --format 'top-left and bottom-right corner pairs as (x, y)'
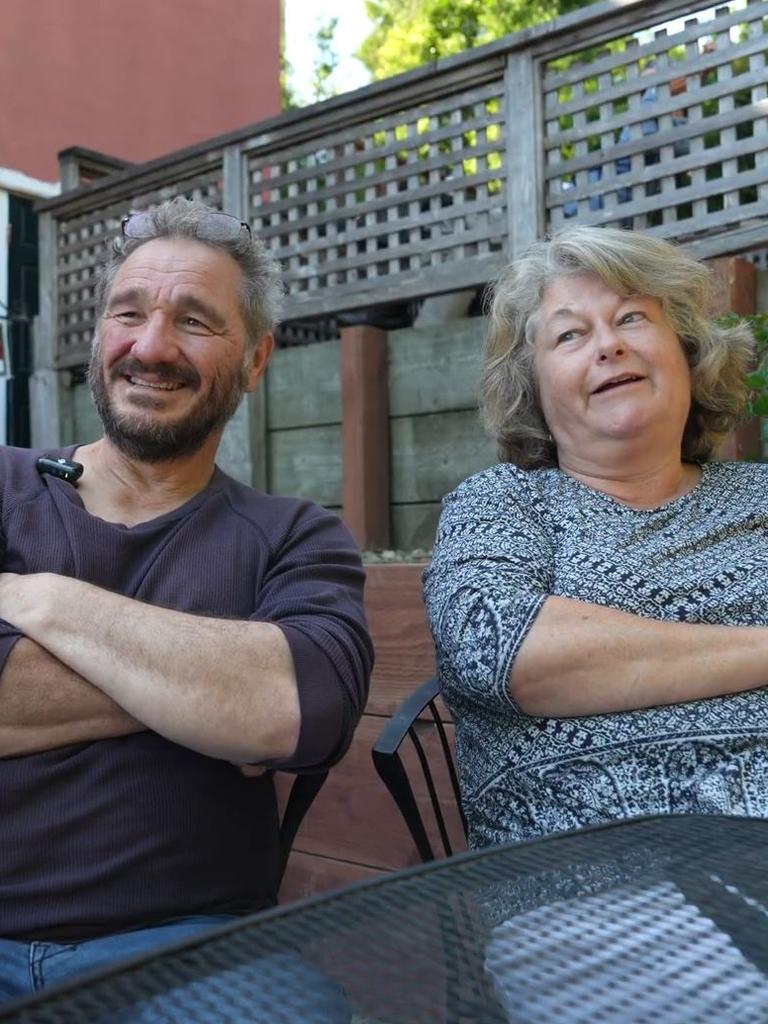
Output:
(109, 358), (201, 389)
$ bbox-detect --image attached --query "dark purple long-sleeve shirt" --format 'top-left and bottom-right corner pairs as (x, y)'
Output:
(0, 445), (372, 940)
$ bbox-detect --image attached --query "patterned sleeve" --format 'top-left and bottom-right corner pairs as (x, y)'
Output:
(423, 467), (554, 712)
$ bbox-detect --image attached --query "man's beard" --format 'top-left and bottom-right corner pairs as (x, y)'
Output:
(87, 341), (248, 462)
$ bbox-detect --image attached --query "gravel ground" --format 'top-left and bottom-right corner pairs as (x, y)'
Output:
(362, 549), (430, 563)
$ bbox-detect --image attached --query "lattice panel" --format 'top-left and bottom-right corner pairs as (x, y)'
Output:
(246, 81), (506, 315)
(55, 165), (224, 369)
(543, 0), (768, 244)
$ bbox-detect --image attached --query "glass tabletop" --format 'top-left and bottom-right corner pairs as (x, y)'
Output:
(2, 814), (767, 1024)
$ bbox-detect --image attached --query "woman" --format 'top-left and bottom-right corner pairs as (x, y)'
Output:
(423, 225), (767, 849)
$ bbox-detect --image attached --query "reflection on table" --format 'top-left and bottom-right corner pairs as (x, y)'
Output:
(1, 815), (767, 1024)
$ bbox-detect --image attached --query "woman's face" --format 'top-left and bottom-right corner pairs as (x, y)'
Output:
(533, 274), (692, 465)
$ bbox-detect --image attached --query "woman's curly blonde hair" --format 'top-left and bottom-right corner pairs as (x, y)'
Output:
(480, 225), (756, 468)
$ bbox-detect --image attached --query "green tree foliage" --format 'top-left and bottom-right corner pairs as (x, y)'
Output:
(721, 314), (768, 418)
(280, 53), (299, 110)
(311, 17), (340, 102)
(358, 0), (595, 80)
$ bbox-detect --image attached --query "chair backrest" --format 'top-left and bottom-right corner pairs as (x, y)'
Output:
(277, 770), (329, 883)
(372, 675), (467, 862)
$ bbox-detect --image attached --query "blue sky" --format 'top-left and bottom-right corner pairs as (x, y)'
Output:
(283, 0), (373, 104)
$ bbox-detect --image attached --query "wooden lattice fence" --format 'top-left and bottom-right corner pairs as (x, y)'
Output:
(38, 0), (768, 376)
(544, 0), (768, 235)
(246, 78), (507, 315)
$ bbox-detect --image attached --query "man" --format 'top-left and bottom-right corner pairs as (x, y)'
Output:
(0, 198), (372, 1001)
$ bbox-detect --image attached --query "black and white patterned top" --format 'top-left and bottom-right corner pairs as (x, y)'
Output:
(423, 460), (768, 849)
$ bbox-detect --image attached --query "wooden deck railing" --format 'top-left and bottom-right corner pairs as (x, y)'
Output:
(37, 0), (768, 373)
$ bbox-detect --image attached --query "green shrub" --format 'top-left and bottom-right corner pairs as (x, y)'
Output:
(717, 313), (768, 417)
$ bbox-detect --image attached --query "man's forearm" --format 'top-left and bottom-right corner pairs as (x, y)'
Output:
(510, 596), (768, 717)
(0, 638), (144, 756)
(0, 573), (301, 764)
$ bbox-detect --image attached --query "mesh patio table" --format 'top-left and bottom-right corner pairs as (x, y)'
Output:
(1, 814), (767, 1024)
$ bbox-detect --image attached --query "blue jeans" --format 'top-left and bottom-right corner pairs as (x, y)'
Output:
(0, 916), (351, 1022)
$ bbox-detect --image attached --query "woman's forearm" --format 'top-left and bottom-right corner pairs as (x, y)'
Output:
(510, 596), (768, 717)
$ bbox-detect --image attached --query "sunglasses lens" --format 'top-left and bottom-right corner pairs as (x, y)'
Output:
(122, 211), (250, 243)
(203, 215), (241, 242)
(122, 212), (156, 239)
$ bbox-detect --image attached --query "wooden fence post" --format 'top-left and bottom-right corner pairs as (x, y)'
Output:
(505, 50), (542, 259)
(707, 256), (759, 460)
(30, 211), (67, 447)
(341, 324), (391, 550)
(218, 144), (269, 489)
(708, 256), (757, 318)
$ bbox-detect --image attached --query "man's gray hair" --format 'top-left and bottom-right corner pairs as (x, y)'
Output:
(481, 225), (756, 467)
(95, 197), (284, 353)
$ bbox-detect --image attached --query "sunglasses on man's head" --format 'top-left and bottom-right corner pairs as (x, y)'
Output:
(120, 211), (252, 243)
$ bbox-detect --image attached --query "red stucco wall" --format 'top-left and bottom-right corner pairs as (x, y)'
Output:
(2, 0), (282, 181)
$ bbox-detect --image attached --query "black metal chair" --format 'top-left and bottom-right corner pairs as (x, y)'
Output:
(372, 675), (467, 862)
(276, 770), (328, 882)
